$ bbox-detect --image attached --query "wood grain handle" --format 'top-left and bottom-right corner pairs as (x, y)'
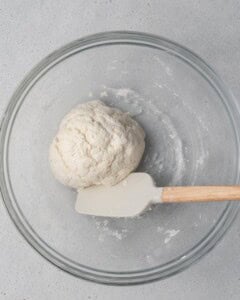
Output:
(162, 186), (240, 203)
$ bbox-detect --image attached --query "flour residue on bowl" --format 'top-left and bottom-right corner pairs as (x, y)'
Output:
(146, 96), (185, 185)
(100, 86), (143, 117)
(164, 229), (180, 244)
(93, 217), (128, 242)
(153, 55), (173, 77)
(153, 80), (211, 184)
(157, 226), (180, 244)
(157, 111), (185, 185)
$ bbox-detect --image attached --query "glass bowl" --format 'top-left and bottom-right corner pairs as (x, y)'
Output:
(0, 31), (240, 285)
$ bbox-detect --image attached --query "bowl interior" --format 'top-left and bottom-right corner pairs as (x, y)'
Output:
(5, 41), (239, 273)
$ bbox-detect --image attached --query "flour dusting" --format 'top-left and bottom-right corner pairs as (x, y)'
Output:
(164, 229), (180, 244)
(153, 56), (173, 77)
(102, 86), (143, 116)
(147, 98), (186, 185)
(100, 90), (108, 98)
(157, 226), (164, 233)
(88, 91), (93, 98)
(93, 218), (128, 242)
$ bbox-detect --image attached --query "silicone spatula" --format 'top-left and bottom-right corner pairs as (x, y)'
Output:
(75, 172), (240, 217)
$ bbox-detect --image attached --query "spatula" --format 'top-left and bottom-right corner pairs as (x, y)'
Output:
(75, 172), (240, 217)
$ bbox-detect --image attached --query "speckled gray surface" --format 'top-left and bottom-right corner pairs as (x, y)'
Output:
(1, 1), (240, 299)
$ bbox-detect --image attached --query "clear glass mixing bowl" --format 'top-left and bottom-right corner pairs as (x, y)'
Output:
(0, 31), (240, 285)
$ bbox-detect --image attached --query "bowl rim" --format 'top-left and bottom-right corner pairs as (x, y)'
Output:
(0, 30), (240, 285)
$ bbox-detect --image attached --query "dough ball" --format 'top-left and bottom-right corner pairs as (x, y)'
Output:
(49, 100), (145, 189)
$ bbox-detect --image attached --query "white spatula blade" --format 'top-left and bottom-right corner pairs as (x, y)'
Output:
(75, 173), (162, 217)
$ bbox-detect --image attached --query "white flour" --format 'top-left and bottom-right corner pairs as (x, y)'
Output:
(93, 218), (128, 242)
(100, 86), (143, 117)
(164, 229), (180, 244)
(147, 98), (186, 185)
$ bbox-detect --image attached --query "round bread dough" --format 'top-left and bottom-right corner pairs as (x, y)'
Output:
(49, 100), (145, 189)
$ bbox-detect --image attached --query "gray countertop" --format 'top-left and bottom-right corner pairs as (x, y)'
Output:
(1, 1), (240, 299)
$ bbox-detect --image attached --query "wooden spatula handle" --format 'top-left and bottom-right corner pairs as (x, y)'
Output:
(162, 186), (240, 203)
